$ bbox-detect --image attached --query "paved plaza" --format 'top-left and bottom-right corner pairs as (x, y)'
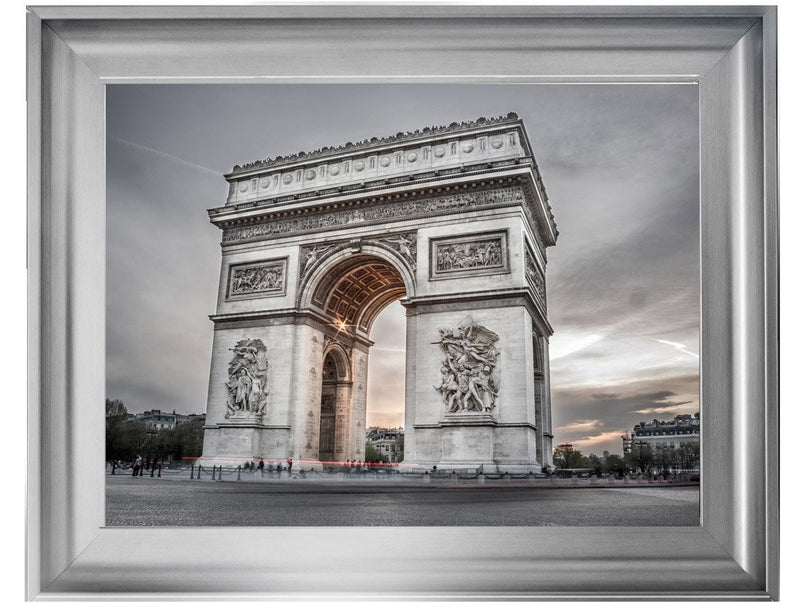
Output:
(106, 473), (699, 527)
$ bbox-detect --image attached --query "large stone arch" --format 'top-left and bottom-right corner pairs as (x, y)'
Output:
(200, 113), (559, 473)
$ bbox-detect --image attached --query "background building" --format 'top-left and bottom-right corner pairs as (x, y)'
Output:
(622, 413), (700, 474)
(623, 413), (700, 453)
(131, 409), (196, 431)
(366, 427), (404, 462)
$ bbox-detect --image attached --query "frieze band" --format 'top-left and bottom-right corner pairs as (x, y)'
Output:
(222, 186), (527, 245)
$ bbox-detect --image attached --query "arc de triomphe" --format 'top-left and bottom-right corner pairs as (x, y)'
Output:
(199, 113), (558, 473)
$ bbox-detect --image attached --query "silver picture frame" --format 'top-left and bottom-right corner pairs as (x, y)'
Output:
(26, 5), (778, 600)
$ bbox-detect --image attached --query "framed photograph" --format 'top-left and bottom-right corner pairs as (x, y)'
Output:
(27, 5), (778, 600)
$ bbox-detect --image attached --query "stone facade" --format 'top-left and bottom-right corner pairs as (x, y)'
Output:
(622, 413), (701, 454)
(199, 113), (558, 473)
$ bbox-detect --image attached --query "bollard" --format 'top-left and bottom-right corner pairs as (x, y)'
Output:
(237, 465), (241, 481)
(190, 465), (194, 479)
(151, 463), (156, 478)
(197, 465), (202, 480)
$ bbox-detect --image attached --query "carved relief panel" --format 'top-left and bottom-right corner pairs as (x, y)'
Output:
(524, 244), (546, 303)
(429, 230), (509, 280)
(226, 258), (288, 300)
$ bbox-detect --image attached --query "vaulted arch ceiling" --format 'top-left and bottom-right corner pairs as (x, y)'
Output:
(311, 254), (406, 334)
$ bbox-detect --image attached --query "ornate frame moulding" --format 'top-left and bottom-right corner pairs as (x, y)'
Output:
(27, 5), (778, 601)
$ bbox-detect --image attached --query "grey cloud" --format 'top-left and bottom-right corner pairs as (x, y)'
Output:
(551, 372), (699, 454)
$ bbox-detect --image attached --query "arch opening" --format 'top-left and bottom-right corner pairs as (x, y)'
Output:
(365, 302), (406, 461)
(310, 253), (408, 464)
(311, 253), (408, 335)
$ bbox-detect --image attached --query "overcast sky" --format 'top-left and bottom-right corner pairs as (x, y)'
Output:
(107, 83), (699, 456)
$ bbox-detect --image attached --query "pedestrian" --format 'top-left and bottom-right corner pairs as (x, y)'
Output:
(287, 458), (293, 474)
(132, 455), (142, 477)
(258, 458), (265, 476)
(277, 463), (283, 478)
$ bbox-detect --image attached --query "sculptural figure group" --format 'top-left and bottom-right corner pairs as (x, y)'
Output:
(225, 339), (270, 418)
(436, 240), (502, 272)
(434, 319), (501, 413)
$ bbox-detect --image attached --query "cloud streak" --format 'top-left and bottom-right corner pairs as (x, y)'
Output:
(653, 338), (700, 359)
(107, 135), (222, 177)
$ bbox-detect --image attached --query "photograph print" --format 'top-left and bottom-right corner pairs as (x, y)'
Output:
(105, 83), (700, 527)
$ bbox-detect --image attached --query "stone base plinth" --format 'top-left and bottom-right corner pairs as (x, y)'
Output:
(201, 422), (291, 464)
(439, 411), (497, 426)
(407, 418), (542, 475)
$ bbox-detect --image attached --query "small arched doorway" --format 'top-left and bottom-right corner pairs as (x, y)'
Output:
(319, 346), (351, 462)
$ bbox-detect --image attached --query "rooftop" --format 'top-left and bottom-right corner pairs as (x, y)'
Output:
(228, 113), (522, 176)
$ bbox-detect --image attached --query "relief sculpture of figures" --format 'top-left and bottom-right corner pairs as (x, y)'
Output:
(434, 318), (501, 413)
(225, 338), (269, 418)
(525, 248), (546, 301)
(382, 233), (417, 268)
(436, 239), (502, 272)
(302, 246), (323, 275)
(230, 262), (285, 296)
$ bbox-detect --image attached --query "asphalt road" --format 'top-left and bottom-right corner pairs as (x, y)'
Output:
(106, 475), (699, 527)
